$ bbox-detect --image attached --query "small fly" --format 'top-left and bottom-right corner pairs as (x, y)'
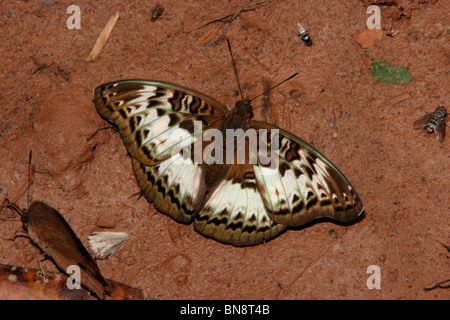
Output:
(151, 3), (164, 22)
(297, 23), (312, 46)
(413, 106), (447, 142)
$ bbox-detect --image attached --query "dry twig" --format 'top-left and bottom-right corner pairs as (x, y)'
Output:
(186, 1), (268, 46)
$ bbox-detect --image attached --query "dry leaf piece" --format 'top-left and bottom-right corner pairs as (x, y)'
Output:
(86, 10), (120, 61)
(0, 264), (144, 300)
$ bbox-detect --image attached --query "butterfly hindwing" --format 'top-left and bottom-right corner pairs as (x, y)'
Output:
(132, 150), (206, 224)
(94, 80), (228, 166)
(194, 164), (286, 246)
(251, 121), (363, 227)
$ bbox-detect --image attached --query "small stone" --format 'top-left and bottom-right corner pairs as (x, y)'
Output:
(356, 29), (383, 48)
(95, 211), (118, 228)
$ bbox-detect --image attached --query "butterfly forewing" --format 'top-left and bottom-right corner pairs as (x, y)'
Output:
(251, 122), (363, 227)
(94, 80), (228, 166)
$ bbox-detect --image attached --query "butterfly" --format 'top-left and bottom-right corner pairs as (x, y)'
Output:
(93, 79), (364, 246)
(413, 106), (447, 143)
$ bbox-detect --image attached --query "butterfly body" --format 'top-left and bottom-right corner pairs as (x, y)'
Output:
(413, 106), (447, 142)
(94, 80), (363, 246)
(202, 100), (255, 190)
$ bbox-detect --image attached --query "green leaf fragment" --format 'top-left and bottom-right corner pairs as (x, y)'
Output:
(370, 60), (412, 85)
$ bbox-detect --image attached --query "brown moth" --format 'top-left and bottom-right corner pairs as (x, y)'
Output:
(3, 152), (108, 299)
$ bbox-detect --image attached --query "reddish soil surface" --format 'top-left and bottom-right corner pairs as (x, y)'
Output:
(0, 0), (448, 300)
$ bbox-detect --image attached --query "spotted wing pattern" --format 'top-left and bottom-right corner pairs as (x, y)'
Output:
(131, 151), (205, 223)
(94, 80), (228, 166)
(93, 80), (364, 246)
(252, 121), (363, 227)
(94, 80), (227, 223)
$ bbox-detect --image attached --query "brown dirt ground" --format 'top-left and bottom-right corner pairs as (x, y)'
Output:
(0, 0), (448, 300)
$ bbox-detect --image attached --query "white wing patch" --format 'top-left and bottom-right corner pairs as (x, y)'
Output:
(194, 166), (286, 246)
(132, 151), (205, 224)
(88, 232), (129, 258)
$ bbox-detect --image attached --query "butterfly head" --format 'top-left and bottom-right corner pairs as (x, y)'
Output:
(234, 100), (254, 120)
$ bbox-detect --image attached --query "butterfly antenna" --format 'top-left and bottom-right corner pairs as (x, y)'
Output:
(27, 150), (32, 209)
(250, 73), (298, 102)
(227, 39), (244, 101)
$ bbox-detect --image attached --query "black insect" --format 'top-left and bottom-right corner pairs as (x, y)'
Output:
(150, 3), (164, 22)
(413, 106), (447, 142)
(297, 23), (312, 46)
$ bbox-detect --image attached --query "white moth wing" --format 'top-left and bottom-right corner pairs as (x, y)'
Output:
(88, 232), (129, 258)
